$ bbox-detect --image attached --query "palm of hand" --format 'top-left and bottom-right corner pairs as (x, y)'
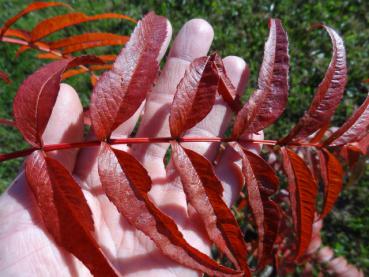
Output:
(0, 19), (260, 276)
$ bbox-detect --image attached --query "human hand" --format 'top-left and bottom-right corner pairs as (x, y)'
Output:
(0, 18), (262, 276)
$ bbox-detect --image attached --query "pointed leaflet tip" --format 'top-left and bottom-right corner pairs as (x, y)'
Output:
(212, 53), (244, 112)
(233, 18), (289, 137)
(13, 56), (104, 147)
(90, 12), (168, 140)
(171, 141), (250, 275)
(281, 147), (318, 261)
(324, 93), (369, 146)
(25, 151), (118, 276)
(97, 142), (241, 276)
(169, 55), (219, 137)
(280, 25), (347, 144)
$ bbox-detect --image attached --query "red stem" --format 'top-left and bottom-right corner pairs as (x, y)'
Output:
(0, 136), (320, 163)
(0, 148), (37, 162)
(0, 118), (15, 127)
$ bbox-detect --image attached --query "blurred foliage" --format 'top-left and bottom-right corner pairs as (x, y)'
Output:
(0, 0), (368, 273)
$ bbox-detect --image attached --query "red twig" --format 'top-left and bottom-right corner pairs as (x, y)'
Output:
(0, 118), (15, 126)
(0, 136), (321, 163)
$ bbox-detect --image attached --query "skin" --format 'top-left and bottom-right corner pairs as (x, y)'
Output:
(0, 19), (262, 276)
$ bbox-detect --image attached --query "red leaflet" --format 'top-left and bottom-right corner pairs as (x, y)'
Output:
(280, 25), (347, 144)
(13, 56), (103, 147)
(213, 53), (244, 112)
(98, 143), (240, 276)
(324, 93), (369, 146)
(15, 41), (52, 57)
(96, 55), (117, 62)
(30, 12), (136, 42)
(281, 147), (317, 260)
(0, 70), (10, 83)
(0, 2), (70, 38)
(90, 12), (167, 140)
(36, 53), (61, 60)
(25, 151), (118, 277)
(169, 55), (219, 137)
(49, 33), (128, 49)
(62, 64), (112, 80)
(171, 142), (250, 275)
(318, 149), (343, 219)
(233, 144), (281, 268)
(48, 33), (129, 54)
(1, 29), (31, 41)
(37, 53), (117, 62)
(233, 19), (289, 137)
(62, 40), (125, 55)
(0, 118), (15, 126)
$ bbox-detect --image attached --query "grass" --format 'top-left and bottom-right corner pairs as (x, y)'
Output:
(0, 0), (368, 274)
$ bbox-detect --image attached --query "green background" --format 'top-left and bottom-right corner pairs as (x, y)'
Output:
(0, 0), (368, 274)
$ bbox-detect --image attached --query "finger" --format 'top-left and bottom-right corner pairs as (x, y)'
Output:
(74, 20), (172, 187)
(131, 19), (214, 179)
(180, 56), (249, 160)
(42, 83), (84, 172)
(215, 131), (264, 207)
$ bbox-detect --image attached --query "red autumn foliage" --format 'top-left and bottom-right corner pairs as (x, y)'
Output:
(233, 144), (281, 269)
(0, 1), (71, 39)
(281, 147), (318, 261)
(30, 12), (135, 42)
(25, 150), (118, 276)
(233, 18), (289, 138)
(324, 93), (369, 146)
(280, 25), (347, 144)
(90, 12), (168, 140)
(0, 2), (367, 276)
(13, 56), (103, 147)
(212, 53), (244, 112)
(318, 148), (344, 219)
(171, 142), (249, 274)
(169, 54), (219, 137)
(98, 142), (240, 276)
(0, 1), (134, 84)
